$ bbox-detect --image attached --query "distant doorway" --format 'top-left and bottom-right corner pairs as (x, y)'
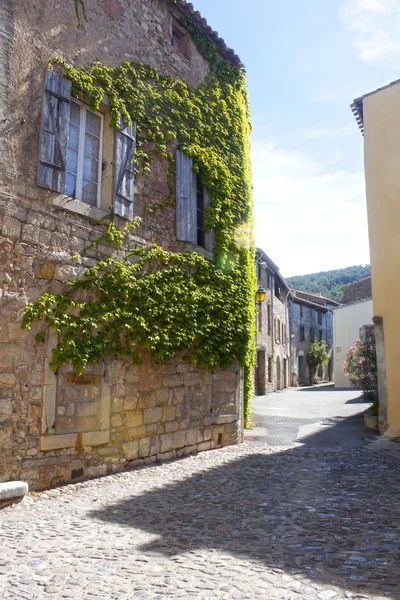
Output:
(276, 357), (281, 390)
(298, 355), (306, 382)
(255, 350), (266, 395)
(283, 358), (287, 388)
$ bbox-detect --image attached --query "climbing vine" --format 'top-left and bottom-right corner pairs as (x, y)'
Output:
(23, 16), (256, 426)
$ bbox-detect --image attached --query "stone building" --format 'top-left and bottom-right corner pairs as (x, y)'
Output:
(0, 0), (245, 490)
(342, 276), (372, 305)
(255, 249), (290, 394)
(289, 290), (337, 385)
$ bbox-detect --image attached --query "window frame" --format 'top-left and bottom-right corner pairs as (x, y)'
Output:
(66, 98), (104, 209)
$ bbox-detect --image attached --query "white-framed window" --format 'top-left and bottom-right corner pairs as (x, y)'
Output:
(66, 100), (104, 207)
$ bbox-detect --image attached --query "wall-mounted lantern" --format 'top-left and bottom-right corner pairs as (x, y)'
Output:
(255, 287), (267, 305)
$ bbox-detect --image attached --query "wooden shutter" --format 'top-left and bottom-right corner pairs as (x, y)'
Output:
(203, 188), (215, 254)
(114, 119), (136, 221)
(38, 70), (71, 192)
(176, 150), (196, 243)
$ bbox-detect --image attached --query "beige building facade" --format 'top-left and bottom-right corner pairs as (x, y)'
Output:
(333, 299), (373, 388)
(0, 0), (244, 490)
(352, 80), (400, 436)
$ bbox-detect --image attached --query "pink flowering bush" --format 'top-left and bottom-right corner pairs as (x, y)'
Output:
(343, 327), (378, 409)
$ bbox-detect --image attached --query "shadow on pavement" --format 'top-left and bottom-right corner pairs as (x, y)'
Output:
(88, 417), (399, 597)
(295, 384), (356, 393)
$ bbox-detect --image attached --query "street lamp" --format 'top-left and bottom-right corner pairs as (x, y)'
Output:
(255, 287), (266, 305)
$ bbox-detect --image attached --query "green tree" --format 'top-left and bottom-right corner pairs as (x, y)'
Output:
(307, 341), (329, 385)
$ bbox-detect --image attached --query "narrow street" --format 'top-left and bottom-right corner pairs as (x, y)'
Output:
(1, 387), (400, 600)
(247, 383), (378, 448)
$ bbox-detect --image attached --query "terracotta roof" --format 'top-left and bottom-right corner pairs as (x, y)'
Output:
(173, 0), (244, 69)
(351, 77), (400, 136)
(290, 289), (339, 308)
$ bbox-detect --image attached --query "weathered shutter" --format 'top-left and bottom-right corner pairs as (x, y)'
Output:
(176, 150), (196, 243)
(203, 188), (215, 254)
(114, 120), (136, 221)
(38, 70), (71, 192)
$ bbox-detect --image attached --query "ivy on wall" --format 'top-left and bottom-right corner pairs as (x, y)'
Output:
(24, 6), (256, 427)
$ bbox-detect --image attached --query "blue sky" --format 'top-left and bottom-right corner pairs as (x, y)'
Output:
(193, 0), (400, 277)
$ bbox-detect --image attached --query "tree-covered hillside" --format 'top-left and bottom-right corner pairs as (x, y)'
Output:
(286, 265), (371, 303)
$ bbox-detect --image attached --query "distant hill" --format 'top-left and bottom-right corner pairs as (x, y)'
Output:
(286, 265), (371, 303)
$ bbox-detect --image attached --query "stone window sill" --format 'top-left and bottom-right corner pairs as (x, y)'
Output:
(40, 429), (110, 451)
(51, 195), (110, 221)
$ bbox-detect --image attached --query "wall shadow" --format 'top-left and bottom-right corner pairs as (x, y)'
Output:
(88, 418), (399, 596)
(296, 384), (350, 392)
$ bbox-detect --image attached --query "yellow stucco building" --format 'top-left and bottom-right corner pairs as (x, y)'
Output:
(352, 81), (400, 437)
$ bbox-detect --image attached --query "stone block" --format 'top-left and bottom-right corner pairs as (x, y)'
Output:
(125, 410), (143, 428)
(165, 421), (179, 433)
(184, 373), (201, 387)
(160, 432), (174, 453)
(0, 215), (21, 240)
(162, 406), (175, 422)
(122, 440), (139, 461)
(21, 224), (39, 244)
(34, 260), (56, 280)
(112, 397), (124, 413)
(138, 391), (156, 409)
(146, 423), (158, 435)
(185, 428), (198, 446)
(128, 425), (146, 440)
(86, 464), (107, 478)
(163, 374), (183, 388)
(111, 413), (123, 427)
(170, 387), (184, 405)
(143, 406), (162, 425)
(0, 399), (13, 419)
(0, 372), (15, 387)
(156, 388), (169, 405)
(197, 441), (211, 452)
(139, 437), (150, 458)
(0, 481), (29, 501)
(123, 396), (138, 411)
(157, 450), (175, 462)
(172, 430), (186, 449)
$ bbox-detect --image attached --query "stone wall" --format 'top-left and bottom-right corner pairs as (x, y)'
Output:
(0, 0), (243, 490)
(256, 264), (289, 394)
(342, 277), (372, 304)
(290, 299), (333, 385)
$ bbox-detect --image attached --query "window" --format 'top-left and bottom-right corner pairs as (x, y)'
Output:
(310, 327), (315, 342)
(267, 304), (271, 336)
(172, 19), (191, 61)
(66, 100), (103, 206)
(276, 318), (281, 343)
(319, 330), (323, 341)
(38, 70), (136, 221)
(176, 151), (213, 252)
(300, 325), (305, 342)
(318, 311), (323, 325)
(300, 305), (303, 319)
(268, 357), (272, 383)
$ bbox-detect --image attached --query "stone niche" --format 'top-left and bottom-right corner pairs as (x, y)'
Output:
(40, 334), (111, 452)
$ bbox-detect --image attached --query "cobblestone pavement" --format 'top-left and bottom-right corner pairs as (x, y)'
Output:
(1, 439), (400, 600)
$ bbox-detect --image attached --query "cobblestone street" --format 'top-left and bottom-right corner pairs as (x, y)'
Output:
(1, 424), (400, 600)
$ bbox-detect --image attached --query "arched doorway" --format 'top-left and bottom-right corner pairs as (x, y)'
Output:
(276, 356), (281, 391)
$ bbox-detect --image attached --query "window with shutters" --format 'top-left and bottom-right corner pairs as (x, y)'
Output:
(300, 325), (305, 342)
(66, 100), (104, 207)
(310, 327), (315, 342)
(38, 70), (136, 222)
(176, 150), (213, 254)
